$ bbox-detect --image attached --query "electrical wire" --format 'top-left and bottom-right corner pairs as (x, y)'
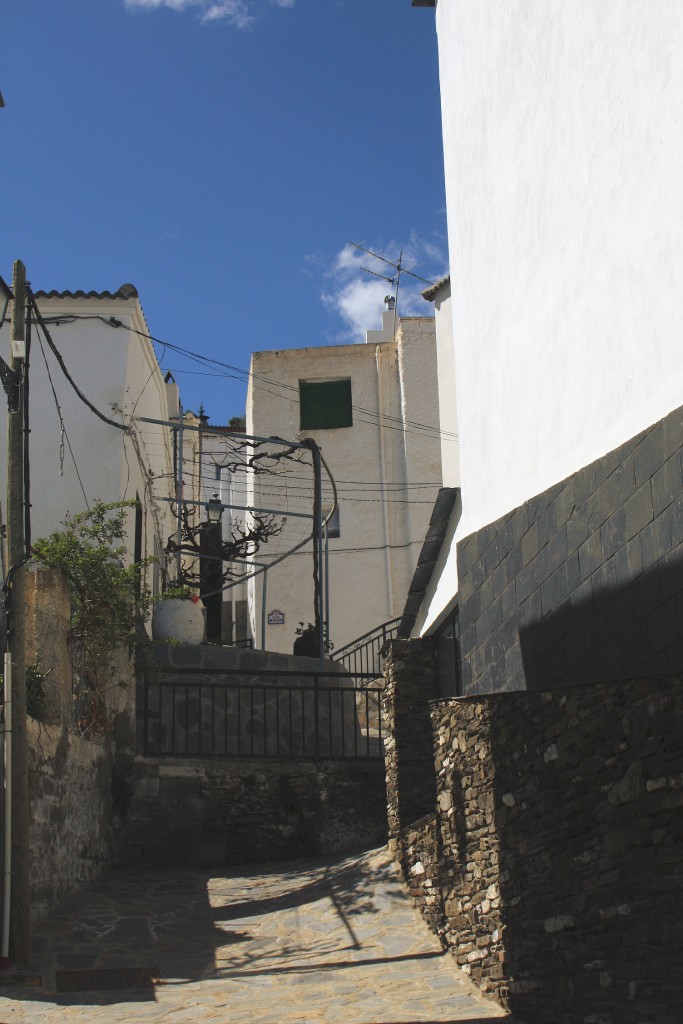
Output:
(27, 302), (439, 594)
(195, 457), (441, 490)
(55, 313), (458, 442)
(29, 296), (128, 432)
(36, 335), (90, 509)
(319, 449), (338, 528)
(276, 538), (421, 555)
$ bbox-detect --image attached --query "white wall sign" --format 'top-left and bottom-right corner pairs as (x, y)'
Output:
(267, 609), (285, 625)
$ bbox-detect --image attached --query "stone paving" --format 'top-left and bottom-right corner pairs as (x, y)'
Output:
(0, 846), (510, 1024)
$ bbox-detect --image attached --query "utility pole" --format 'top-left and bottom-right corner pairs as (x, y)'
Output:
(5, 259), (30, 964)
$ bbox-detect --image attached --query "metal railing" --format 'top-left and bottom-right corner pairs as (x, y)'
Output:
(142, 667), (383, 761)
(330, 617), (401, 679)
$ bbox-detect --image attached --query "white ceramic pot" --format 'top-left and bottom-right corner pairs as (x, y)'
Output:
(152, 598), (205, 645)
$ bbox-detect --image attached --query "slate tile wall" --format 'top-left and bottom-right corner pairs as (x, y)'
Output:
(457, 404), (683, 693)
(116, 759), (388, 866)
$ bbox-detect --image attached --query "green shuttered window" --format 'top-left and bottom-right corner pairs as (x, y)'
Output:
(299, 379), (353, 430)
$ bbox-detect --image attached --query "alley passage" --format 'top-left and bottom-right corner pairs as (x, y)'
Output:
(0, 846), (509, 1024)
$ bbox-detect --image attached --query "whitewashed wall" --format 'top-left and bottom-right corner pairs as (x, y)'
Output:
(435, 0), (683, 541)
(429, 282), (459, 490)
(0, 291), (174, 585)
(246, 316), (441, 654)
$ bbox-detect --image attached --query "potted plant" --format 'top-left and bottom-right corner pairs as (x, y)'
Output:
(152, 585), (205, 645)
(293, 621), (334, 658)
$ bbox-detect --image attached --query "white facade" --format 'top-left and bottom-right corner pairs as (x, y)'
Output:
(246, 311), (443, 654)
(1, 286), (176, 590)
(416, 0), (683, 633)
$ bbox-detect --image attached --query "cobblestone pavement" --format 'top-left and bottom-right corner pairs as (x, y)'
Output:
(0, 846), (510, 1024)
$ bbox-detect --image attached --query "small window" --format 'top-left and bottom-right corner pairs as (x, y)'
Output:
(299, 379), (353, 430)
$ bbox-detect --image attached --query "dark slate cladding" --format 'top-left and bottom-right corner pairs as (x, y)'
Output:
(457, 403), (683, 694)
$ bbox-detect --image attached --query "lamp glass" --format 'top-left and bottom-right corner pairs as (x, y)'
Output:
(207, 495), (223, 523)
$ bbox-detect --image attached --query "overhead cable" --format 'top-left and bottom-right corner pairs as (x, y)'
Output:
(57, 313), (458, 442)
(30, 296), (128, 432)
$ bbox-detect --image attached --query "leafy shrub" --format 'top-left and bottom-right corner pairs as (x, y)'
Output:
(33, 500), (154, 683)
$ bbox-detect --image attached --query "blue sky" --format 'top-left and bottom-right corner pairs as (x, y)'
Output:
(3, 0), (445, 423)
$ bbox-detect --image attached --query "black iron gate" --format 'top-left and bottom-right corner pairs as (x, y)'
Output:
(141, 667), (384, 761)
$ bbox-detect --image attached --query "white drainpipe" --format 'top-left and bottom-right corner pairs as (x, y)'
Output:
(375, 345), (394, 618)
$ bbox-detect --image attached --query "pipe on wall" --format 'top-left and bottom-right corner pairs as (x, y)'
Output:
(375, 345), (394, 618)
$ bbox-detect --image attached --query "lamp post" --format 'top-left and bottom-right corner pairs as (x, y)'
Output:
(201, 494), (224, 644)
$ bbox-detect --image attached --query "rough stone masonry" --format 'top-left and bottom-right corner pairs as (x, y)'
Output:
(383, 637), (683, 1024)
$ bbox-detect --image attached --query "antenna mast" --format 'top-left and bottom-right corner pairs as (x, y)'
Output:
(348, 241), (435, 338)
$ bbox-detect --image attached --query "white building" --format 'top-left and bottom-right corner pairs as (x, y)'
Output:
(1, 284), (176, 592)
(246, 306), (445, 655)
(413, 1), (683, 694)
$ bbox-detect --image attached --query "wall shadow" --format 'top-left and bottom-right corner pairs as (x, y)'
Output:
(485, 672), (683, 1022)
(520, 554), (683, 692)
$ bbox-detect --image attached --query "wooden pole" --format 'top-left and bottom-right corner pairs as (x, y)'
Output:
(6, 259), (30, 964)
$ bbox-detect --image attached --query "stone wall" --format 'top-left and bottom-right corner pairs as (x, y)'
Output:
(21, 574), (387, 923)
(457, 402), (683, 694)
(27, 720), (114, 924)
(392, 813), (446, 940)
(118, 641), (386, 865)
(115, 757), (387, 866)
(387, 666), (683, 1022)
(382, 639), (439, 837)
(139, 643), (362, 760)
(23, 564), (73, 725)
(118, 640), (388, 865)
(22, 564), (134, 922)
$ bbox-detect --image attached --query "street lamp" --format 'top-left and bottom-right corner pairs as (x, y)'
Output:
(203, 494), (224, 644)
(207, 493), (223, 524)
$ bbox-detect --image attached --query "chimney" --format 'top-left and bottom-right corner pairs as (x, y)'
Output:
(365, 296), (397, 344)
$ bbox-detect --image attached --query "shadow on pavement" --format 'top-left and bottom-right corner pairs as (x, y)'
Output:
(0, 846), (416, 1009)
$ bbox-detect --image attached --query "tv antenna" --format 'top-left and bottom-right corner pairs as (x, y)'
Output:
(348, 241), (435, 338)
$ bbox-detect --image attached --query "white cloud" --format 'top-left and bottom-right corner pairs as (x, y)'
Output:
(320, 235), (448, 343)
(202, 2), (251, 26)
(124, 0), (293, 27)
(323, 277), (388, 340)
